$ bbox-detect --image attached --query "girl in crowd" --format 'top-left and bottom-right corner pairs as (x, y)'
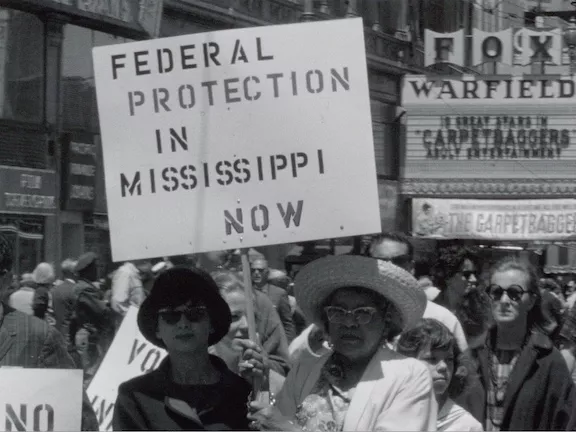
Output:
(210, 270), (290, 391)
(248, 255), (437, 431)
(468, 257), (575, 431)
(397, 318), (482, 431)
(113, 267), (265, 430)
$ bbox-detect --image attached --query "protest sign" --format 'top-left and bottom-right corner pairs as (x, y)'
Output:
(412, 198), (576, 241)
(0, 368), (82, 431)
(87, 307), (167, 431)
(93, 18), (380, 262)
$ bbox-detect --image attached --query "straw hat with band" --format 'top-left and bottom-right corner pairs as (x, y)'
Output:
(295, 255), (426, 332)
(138, 267), (232, 349)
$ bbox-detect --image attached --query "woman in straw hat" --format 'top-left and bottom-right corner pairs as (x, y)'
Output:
(113, 267), (266, 430)
(248, 255), (437, 431)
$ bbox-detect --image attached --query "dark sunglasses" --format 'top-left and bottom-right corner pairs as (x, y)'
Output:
(486, 284), (529, 302)
(461, 270), (476, 280)
(158, 306), (208, 325)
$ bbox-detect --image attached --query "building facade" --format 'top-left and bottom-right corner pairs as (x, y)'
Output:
(400, 0), (576, 272)
(0, 0), (422, 275)
(0, 0), (162, 275)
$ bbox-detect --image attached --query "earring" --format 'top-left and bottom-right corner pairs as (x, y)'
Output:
(325, 335), (334, 350)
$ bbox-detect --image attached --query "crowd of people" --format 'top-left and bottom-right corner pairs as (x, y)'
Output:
(5, 233), (576, 430)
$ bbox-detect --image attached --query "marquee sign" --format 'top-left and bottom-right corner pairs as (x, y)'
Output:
(425, 27), (570, 68)
(402, 75), (576, 182)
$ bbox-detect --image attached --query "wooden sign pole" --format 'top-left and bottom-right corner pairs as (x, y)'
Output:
(240, 248), (269, 403)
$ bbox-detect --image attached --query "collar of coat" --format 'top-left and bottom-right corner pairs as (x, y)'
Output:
(479, 326), (554, 353)
(148, 354), (250, 425)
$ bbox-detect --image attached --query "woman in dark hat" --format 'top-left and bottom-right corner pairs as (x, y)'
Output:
(248, 255), (436, 431)
(113, 266), (265, 431)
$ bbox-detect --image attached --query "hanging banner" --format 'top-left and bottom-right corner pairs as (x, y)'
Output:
(61, 134), (97, 212)
(412, 198), (576, 240)
(0, 368), (83, 431)
(87, 307), (167, 431)
(0, 166), (56, 215)
(93, 18), (380, 262)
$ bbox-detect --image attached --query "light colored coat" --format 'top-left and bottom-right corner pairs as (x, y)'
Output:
(276, 346), (438, 431)
(437, 399), (483, 431)
(111, 263), (144, 317)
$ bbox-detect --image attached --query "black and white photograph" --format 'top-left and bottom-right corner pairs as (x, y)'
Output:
(1, 0), (576, 431)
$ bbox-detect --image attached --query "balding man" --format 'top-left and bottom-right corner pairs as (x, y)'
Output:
(251, 258), (295, 343)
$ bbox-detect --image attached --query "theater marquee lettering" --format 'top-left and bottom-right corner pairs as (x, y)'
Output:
(412, 198), (576, 241)
(415, 115), (573, 160)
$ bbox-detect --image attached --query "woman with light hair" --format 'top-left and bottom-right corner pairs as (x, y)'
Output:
(32, 262), (55, 321)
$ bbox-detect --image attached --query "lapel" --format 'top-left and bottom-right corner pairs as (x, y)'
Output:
(502, 332), (550, 415)
(297, 352), (330, 404)
(165, 397), (203, 424)
(0, 304), (17, 364)
(343, 347), (391, 431)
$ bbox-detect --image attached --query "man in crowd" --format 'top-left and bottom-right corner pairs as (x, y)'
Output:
(52, 258), (78, 347)
(250, 257), (295, 343)
(72, 252), (115, 383)
(111, 259), (149, 326)
(0, 235), (98, 430)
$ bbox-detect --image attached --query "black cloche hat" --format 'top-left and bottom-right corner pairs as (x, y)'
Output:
(137, 266), (232, 348)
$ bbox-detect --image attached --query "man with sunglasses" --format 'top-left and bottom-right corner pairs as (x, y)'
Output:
(0, 235), (98, 430)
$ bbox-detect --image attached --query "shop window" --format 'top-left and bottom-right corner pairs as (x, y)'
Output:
(61, 25), (133, 132)
(559, 245), (569, 267)
(0, 8), (44, 123)
(371, 100), (399, 178)
(0, 215), (44, 276)
(161, 10), (222, 37)
(419, 0), (467, 34)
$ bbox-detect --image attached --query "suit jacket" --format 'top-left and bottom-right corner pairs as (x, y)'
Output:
(258, 283), (295, 343)
(52, 279), (76, 342)
(276, 346), (438, 431)
(464, 328), (575, 430)
(0, 303), (98, 430)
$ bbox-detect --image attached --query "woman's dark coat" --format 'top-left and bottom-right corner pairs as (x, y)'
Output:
(113, 355), (251, 430)
(457, 329), (575, 431)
